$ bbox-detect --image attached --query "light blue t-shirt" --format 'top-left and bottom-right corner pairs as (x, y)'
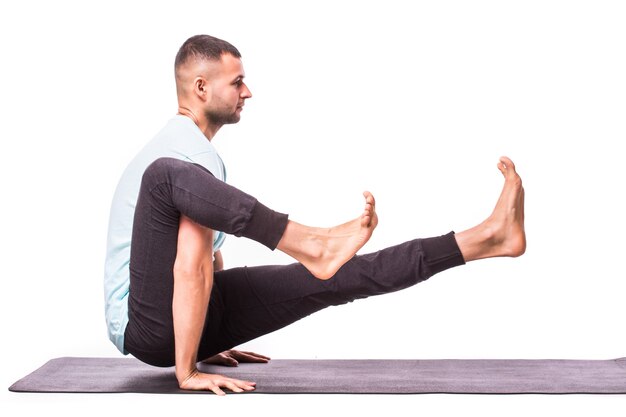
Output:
(104, 115), (227, 354)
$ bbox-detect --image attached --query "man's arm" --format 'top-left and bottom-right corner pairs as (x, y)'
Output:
(172, 214), (214, 383)
(213, 249), (224, 272)
(173, 215), (256, 395)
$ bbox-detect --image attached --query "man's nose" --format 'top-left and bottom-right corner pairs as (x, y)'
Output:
(242, 83), (252, 99)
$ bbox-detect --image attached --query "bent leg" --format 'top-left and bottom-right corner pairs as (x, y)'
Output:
(138, 157), (289, 249)
(124, 158), (288, 366)
(133, 157), (378, 279)
(124, 158), (376, 365)
(197, 232), (465, 358)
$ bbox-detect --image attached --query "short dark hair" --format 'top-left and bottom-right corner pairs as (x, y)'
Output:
(175, 34), (241, 69)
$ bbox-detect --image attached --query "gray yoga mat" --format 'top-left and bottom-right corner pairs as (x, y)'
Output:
(9, 357), (626, 394)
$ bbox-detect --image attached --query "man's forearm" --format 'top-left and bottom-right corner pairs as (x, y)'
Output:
(173, 265), (213, 383)
(173, 216), (214, 384)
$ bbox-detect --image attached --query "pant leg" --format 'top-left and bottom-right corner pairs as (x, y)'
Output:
(123, 157), (289, 366)
(196, 232), (465, 359)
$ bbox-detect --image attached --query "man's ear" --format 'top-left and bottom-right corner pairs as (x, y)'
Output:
(194, 77), (212, 102)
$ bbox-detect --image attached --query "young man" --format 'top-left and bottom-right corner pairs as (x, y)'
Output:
(104, 35), (525, 395)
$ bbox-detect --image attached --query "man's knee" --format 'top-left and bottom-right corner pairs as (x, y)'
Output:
(140, 157), (193, 191)
(142, 157), (214, 188)
(143, 157), (183, 180)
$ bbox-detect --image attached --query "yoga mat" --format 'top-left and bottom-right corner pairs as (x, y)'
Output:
(9, 357), (626, 394)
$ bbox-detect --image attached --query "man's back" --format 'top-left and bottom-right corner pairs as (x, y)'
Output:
(103, 115), (226, 354)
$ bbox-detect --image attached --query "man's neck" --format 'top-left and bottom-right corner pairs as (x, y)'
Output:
(177, 106), (221, 142)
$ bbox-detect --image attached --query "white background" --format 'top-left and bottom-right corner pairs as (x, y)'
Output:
(1, 0), (625, 415)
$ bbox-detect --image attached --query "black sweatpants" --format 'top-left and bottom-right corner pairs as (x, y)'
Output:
(123, 157), (466, 367)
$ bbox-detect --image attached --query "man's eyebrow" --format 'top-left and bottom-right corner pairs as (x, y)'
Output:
(232, 75), (245, 82)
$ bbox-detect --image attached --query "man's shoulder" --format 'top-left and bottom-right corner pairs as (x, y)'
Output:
(155, 116), (218, 155)
(133, 117), (225, 180)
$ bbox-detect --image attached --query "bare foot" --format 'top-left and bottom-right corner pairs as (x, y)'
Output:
(278, 192), (378, 279)
(455, 156), (526, 261)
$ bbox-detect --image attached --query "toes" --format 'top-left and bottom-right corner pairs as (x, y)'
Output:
(499, 156), (516, 172)
(498, 156), (521, 181)
(497, 162), (506, 176)
(363, 191), (376, 208)
(499, 155), (514, 166)
(359, 192), (377, 228)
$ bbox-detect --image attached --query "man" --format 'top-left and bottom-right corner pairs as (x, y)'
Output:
(104, 35), (525, 396)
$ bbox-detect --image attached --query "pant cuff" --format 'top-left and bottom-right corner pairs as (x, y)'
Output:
(420, 231), (466, 276)
(241, 200), (289, 250)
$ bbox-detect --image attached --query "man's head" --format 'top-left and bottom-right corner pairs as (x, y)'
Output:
(175, 35), (252, 128)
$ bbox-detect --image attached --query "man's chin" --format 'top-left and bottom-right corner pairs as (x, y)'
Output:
(229, 112), (242, 124)
(226, 115), (241, 124)
(210, 114), (241, 126)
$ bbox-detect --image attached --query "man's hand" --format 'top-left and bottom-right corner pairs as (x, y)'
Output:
(213, 250), (224, 272)
(202, 349), (271, 367)
(179, 369), (256, 395)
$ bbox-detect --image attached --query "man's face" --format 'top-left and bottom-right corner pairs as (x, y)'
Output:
(205, 54), (252, 125)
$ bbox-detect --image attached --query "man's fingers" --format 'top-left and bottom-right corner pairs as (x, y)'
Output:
(224, 380), (243, 393)
(236, 350), (271, 361)
(233, 378), (257, 391)
(206, 350), (271, 365)
(219, 377), (255, 394)
(180, 371), (256, 395)
(205, 352), (240, 366)
(245, 354), (270, 362)
(210, 385), (226, 396)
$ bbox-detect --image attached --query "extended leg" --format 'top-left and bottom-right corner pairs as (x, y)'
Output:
(197, 156), (526, 356)
(200, 233), (464, 358)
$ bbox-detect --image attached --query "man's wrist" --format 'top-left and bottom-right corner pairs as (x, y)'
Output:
(176, 366), (198, 385)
